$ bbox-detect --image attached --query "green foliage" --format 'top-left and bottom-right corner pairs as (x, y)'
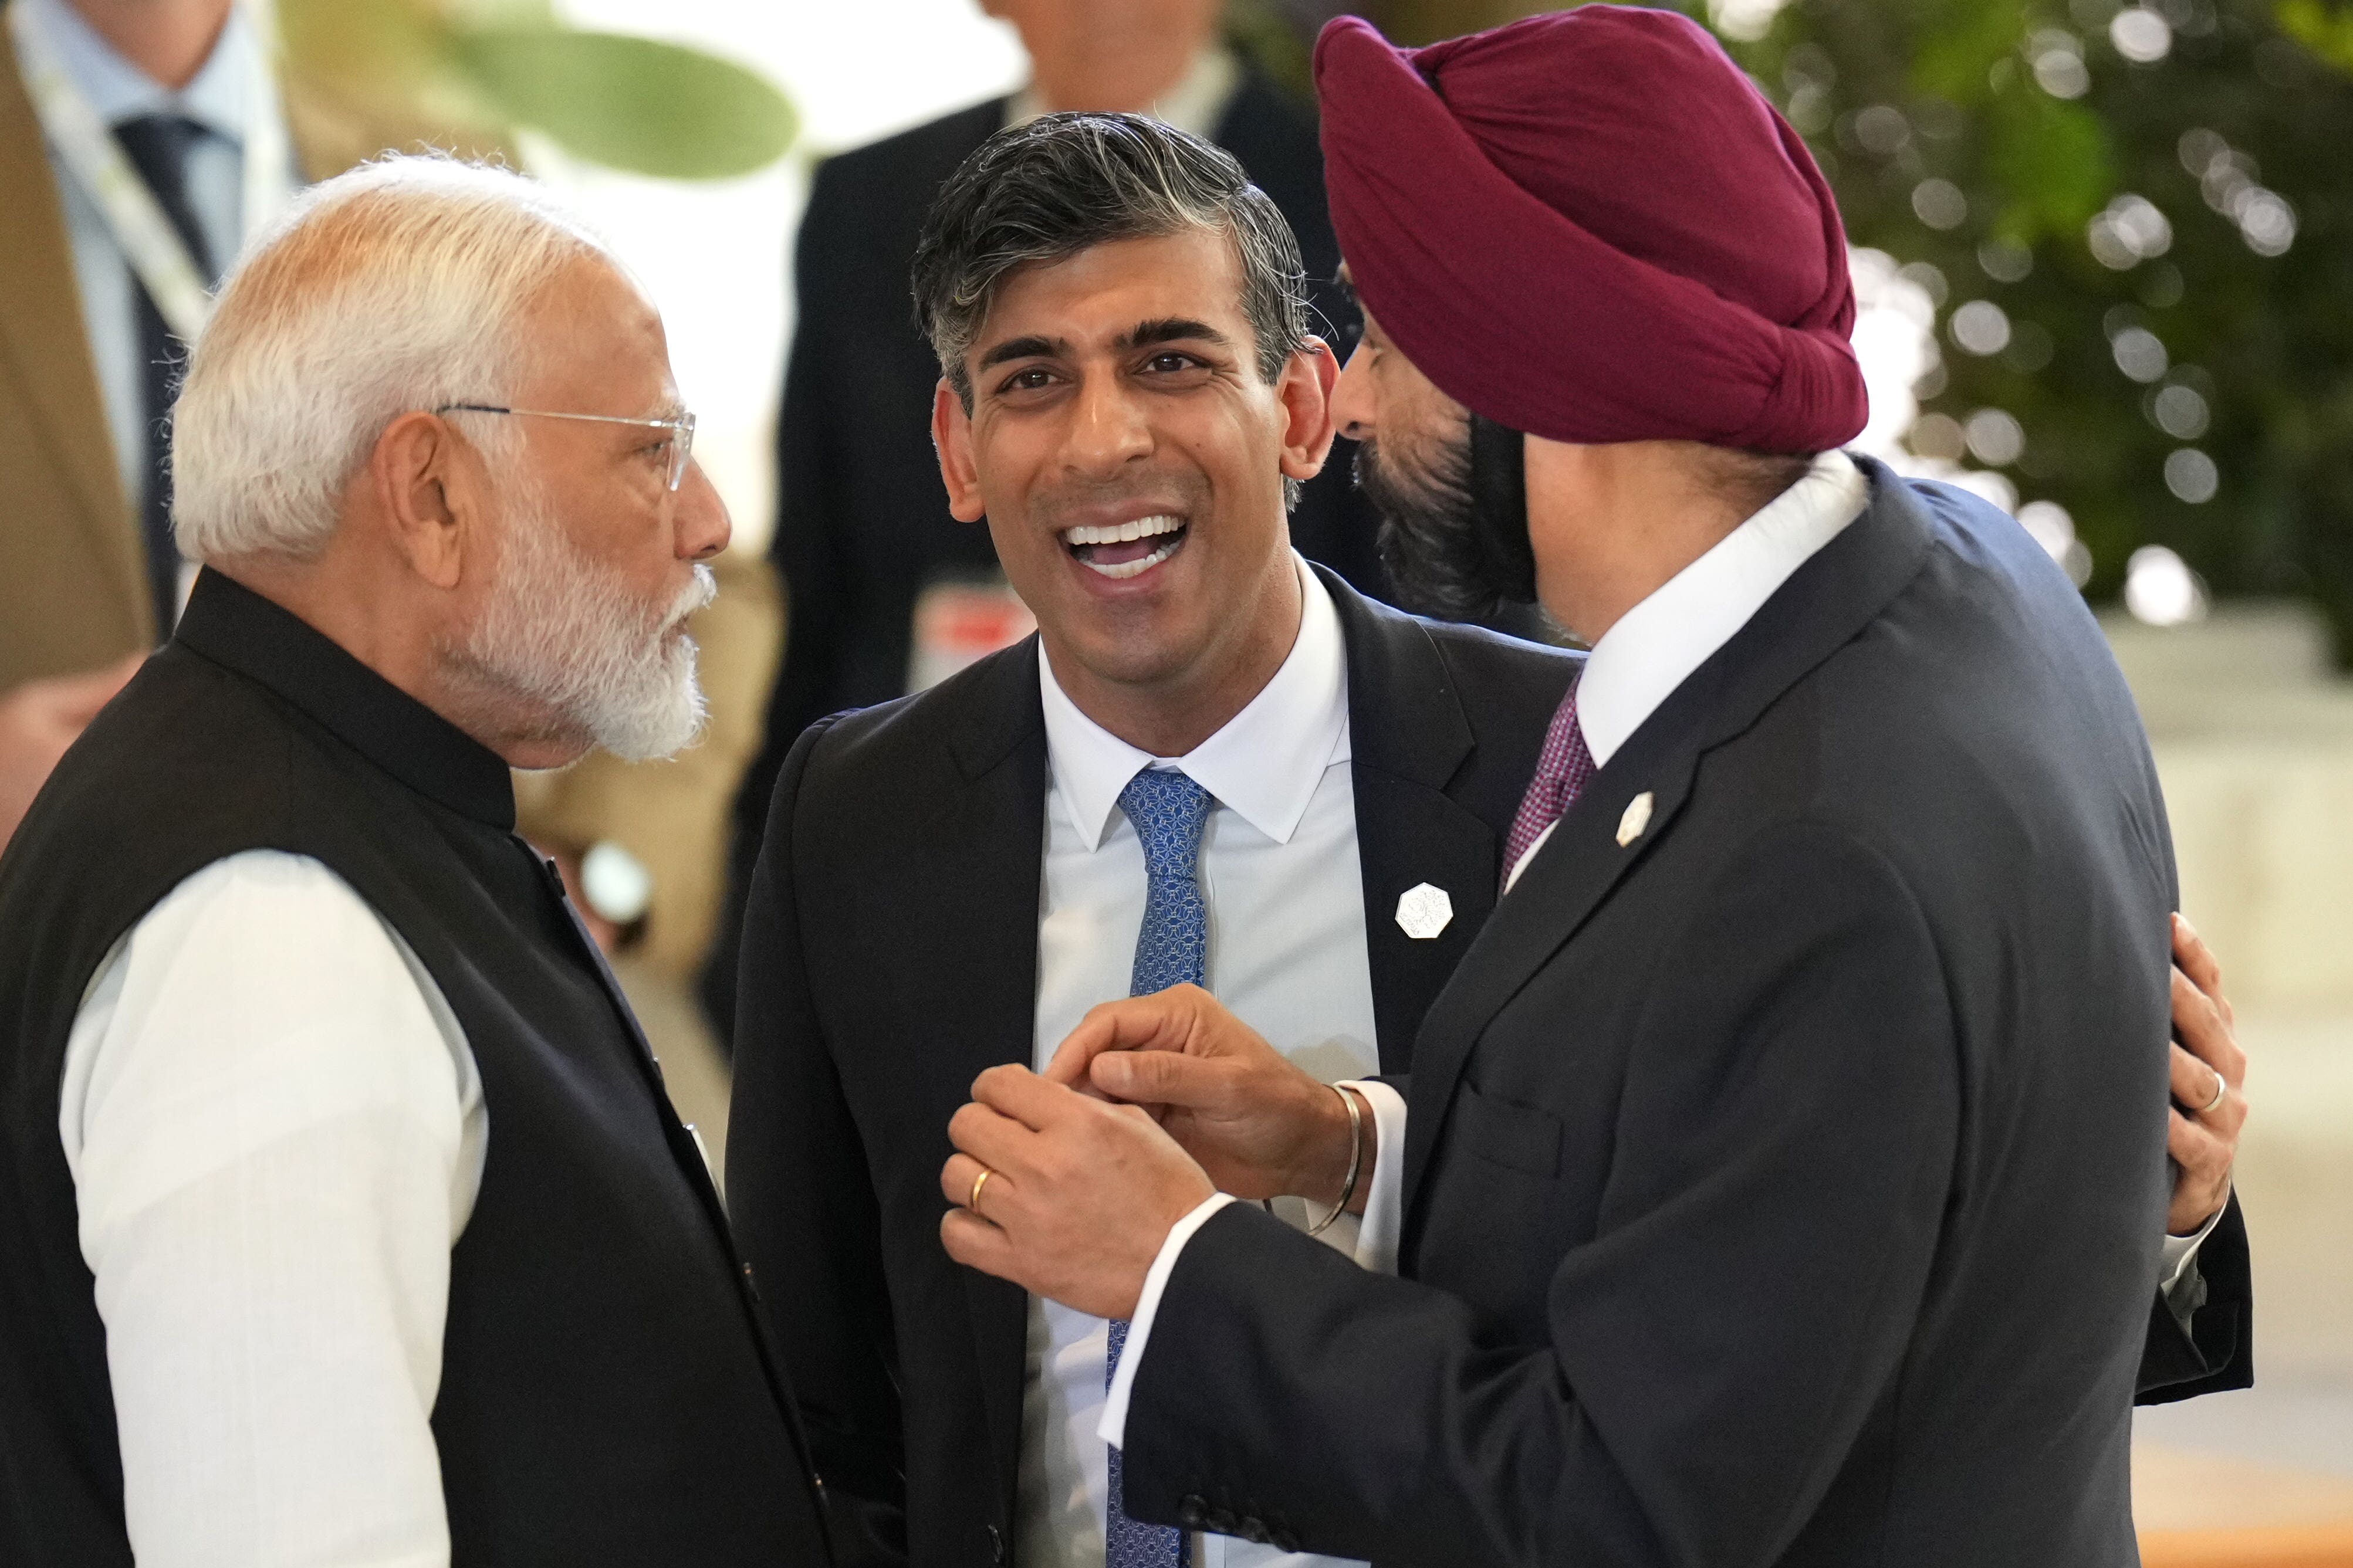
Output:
(1227, 0), (1319, 104)
(1704, 0), (2353, 661)
(2276, 0), (2353, 70)
(278, 0), (796, 181)
(1983, 89), (2113, 240)
(450, 29), (796, 180)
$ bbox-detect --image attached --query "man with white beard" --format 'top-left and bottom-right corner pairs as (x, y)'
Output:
(0, 158), (831, 1567)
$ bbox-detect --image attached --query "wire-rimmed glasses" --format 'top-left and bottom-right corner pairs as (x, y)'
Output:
(435, 402), (698, 491)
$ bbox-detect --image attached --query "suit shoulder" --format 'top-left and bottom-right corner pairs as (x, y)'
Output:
(1416, 615), (1583, 683)
(1216, 70), (1320, 151)
(790, 638), (1039, 800)
(809, 97), (1006, 208)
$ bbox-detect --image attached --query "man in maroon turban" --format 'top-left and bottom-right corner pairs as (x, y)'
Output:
(938, 10), (2250, 1564)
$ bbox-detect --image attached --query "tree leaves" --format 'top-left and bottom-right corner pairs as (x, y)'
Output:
(1986, 86), (2114, 243)
(449, 28), (796, 180)
(2276, 0), (2353, 73)
(276, 0), (796, 181)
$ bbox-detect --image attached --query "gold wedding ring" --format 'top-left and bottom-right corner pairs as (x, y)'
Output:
(968, 1167), (993, 1213)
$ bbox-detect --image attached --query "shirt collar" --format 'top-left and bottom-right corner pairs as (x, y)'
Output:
(24, 0), (259, 144)
(173, 569), (518, 829)
(1039, 553), (1350, 851)
(1006, 46), (1241, 140)
(1577, 449), (1869, 769)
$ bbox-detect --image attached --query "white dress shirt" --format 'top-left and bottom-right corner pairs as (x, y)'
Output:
(1113, 451), (2210, 1451)
(1022, 556), (1392, 1568)
(60, 850), (484, 1568)
(22, 0), (289, 518)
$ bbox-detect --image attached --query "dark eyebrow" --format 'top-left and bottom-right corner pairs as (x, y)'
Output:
(978, 334), (1067, 371)
(1117, 318), (1231, 353)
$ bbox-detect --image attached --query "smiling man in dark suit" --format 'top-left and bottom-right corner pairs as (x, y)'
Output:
(702, 0), (1395, 1042)
(934, 12), (2249, 1567)
(725, 114), (1577, 1568)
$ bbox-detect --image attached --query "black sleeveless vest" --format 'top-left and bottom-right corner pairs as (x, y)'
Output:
(0, 571), (831, 1565)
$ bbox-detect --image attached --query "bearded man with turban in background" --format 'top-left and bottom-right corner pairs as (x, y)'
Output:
(937, 9), (2250, 1565)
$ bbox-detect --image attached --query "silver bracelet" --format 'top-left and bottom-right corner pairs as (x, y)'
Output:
(1305, 1083), (1364, 1238)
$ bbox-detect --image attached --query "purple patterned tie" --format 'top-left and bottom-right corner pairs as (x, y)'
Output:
(1501, 680), (1594, 892)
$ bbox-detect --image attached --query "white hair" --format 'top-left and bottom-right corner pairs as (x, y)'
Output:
(172, 155), (618, 564)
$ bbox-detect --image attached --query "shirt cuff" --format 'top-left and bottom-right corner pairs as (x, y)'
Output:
(1337, 1079), (1407, 1276)
(2160, 1194), (2227, 1297)
(1100, 1192), (1236, 1451)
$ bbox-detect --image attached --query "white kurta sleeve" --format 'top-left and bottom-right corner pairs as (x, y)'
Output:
(58, 851), (486, 1568)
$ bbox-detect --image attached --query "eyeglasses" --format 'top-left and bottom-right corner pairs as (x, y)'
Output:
(435, 402), (698, 491)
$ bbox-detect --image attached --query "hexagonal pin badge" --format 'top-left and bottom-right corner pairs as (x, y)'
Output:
(1395, 882), (1453, 940)
(1615, 791), (1655, 848)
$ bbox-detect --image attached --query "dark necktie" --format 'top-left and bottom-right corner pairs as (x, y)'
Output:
(110, 113), (216, 626)
(1500, 679), (1594, 891)
(1105, 767), (1213, 1568)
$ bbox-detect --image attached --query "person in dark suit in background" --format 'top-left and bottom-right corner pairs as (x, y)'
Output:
(938, 13), (2249, 1565)
(704, 0), (1385, 1039)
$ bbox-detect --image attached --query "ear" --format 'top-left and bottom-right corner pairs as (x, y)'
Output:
(367, 411), (480, 591)
(933, 380), (988, 524)
(1276, 337), (1340, 485)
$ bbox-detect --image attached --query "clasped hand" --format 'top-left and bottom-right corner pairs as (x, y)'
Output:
(938, 985), (1360, 1318)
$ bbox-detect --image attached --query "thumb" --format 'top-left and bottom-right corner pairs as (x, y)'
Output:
(1041, 992), (1195, 1087)
(1090, 1049), (1231, 1109)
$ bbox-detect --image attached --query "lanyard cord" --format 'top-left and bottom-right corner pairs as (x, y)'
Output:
(9, 0), (290, 341)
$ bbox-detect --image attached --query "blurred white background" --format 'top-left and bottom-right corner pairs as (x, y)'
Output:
(532, 0), (1028, 553)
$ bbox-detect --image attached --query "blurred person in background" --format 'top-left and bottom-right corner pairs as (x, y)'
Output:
(0, 0), (293, 849)
(0, 0), (765, 977)
(705, 0), (1389, 1040)
(0, 158), (830, 1568)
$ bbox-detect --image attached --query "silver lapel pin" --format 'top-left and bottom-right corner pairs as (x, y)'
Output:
(1395, 882), (1454, 939)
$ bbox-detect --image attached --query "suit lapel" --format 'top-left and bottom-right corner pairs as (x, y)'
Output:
(1400, 469), (1938, 1215)
(0, 29), (144, 626)
(1327, 573), (1502, 1075)
(1400, 746), (1699, 1203)
(921, 641), (1048, 1533)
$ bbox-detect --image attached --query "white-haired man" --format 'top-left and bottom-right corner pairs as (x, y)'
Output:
(0, 158), (831, 1568)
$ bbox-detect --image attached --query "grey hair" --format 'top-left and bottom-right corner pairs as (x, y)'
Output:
(910, 111), (1312, 412)
(173, 155), (618, 564)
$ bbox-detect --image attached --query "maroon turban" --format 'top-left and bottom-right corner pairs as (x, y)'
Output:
(1315, 6), (1867, 453)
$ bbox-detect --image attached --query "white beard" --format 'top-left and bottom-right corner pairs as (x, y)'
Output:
(455, 489), (716, 763)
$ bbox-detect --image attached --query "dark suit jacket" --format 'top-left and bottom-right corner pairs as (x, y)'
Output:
(706, 72), (1388, 1039)
(1115, 465), (2229, 1567)
(727, 572), (1581, 1567)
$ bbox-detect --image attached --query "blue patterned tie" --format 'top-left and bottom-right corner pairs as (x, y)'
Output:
(1107, 767), (1212, 1568)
